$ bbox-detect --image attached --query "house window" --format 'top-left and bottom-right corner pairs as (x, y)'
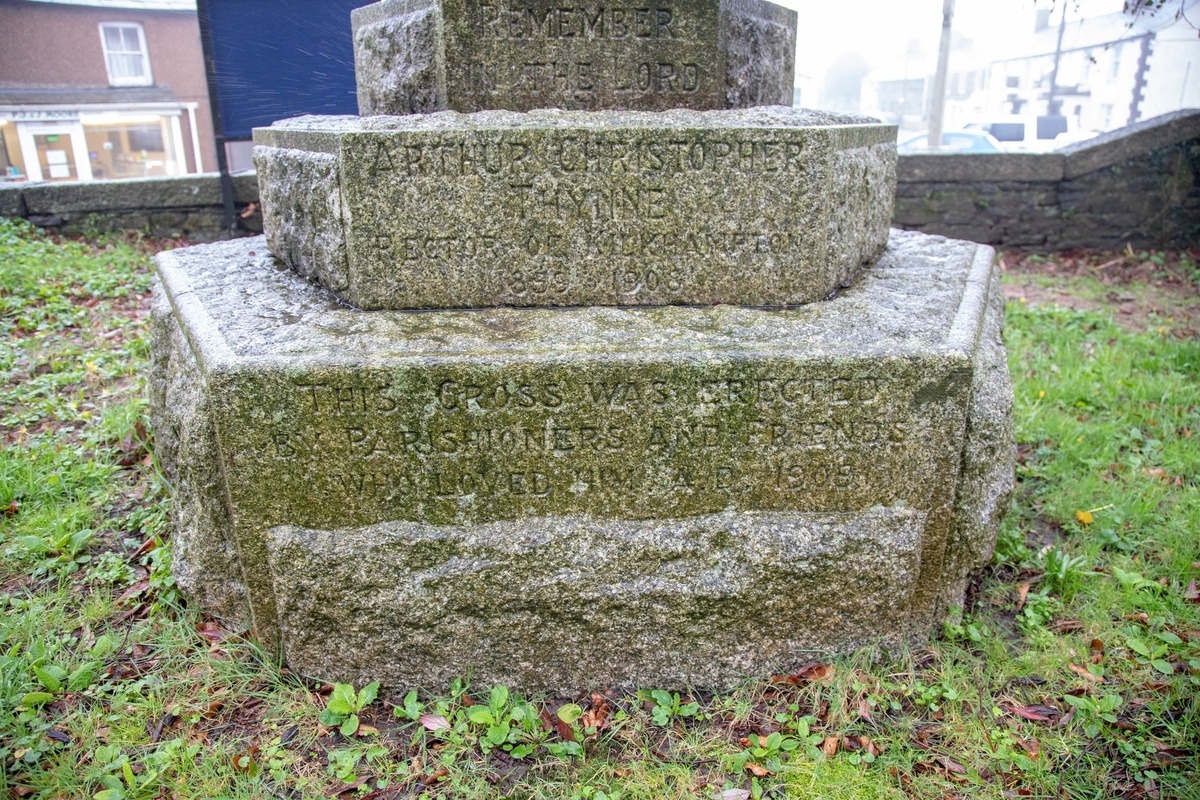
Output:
(1006, 76), (1019, 88)
(1110, 43), (1122, 80)
(100, 23), (152, 87)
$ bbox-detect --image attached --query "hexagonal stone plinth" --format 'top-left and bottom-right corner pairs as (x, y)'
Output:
(150, 229), (1014, 692)
(253, 107), (897, 310)
(352, 0), (797, 114)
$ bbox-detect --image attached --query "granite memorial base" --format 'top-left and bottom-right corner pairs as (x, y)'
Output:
(150, 228), (1014, 693)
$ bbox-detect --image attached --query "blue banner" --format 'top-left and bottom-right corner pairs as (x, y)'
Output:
(200, 0), (364, 139)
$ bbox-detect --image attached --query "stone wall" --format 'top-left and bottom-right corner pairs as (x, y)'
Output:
(0, 174), (262, 241)
(2, 109), (1197, 250)
(894, 109), (1200, 250)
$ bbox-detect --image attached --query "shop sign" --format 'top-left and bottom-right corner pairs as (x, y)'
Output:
(1, 110), (80, 121)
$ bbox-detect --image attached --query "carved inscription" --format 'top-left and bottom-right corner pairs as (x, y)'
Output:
(456, 3), (711, 103)
(268, 373), (922, 520)
(474, 4), (681, 40)
(366, 135), (808, 178)
(353, 130), (821, 302)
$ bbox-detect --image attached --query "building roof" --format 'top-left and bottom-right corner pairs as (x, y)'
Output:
(23, 0), (195, 10)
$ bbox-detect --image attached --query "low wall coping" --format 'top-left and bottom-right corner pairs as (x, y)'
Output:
(895, 109), (1199, 184)
(1059, 108), (1200, 179)
(897, 152), (1063, 183)
(3, 173), (259, 216)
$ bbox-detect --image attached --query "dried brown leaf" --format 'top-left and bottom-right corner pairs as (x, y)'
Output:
(1015, 582), (1031, 610)
(1016, 738), (1040, 759)
(116, 579), (150, 605)
(1003, 703), (1058, 722)
(821, 736), (840, 756)
(1068, 663), (1102, 683)
(1050, 619), (1084, 633)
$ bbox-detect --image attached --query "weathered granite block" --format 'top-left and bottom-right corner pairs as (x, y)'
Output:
(352, 0), (797, 114)
(270, 509), (925, 691)
(253, 107), (897, 310)
(150, 229), (1014, 691)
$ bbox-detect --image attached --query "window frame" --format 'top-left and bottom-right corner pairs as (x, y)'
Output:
(99, 22), (153, 87)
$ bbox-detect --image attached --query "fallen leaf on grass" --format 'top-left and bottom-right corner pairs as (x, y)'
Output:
(3, 500), (18, 517)
(858, 736), (882, 757)
(43, 729), (70, 744)
(1075, 510), (1093, 525)
(421, 767), (449, 784)
(1183, 580), (1199, 603)
(115, 422), (150, 468)
(232, 747), (259, 774)
(419, 714), (450, 731)
(1068, 663), (1102, 683)
(1124, 612), (1150, 624)
(1016, 738), (1040, 759)
(196, 621), (231, 644)
(554, 712), (579, 743)
(857, 698), (873, 722)
(1015, 582), (1031, 610)
(1001, 703), (1060, 722)
(914, 756), (968, 783)
(581, 692), (613, 731)
(821, 736), (840, 756)
(130, 536), (158, 559)
(771, 662), (834, 685)
(116, 579), (149, 604)
(1150, 741), (1190, 764)
(745, 762), (771, 777)
(1050, 619), (1084, 633)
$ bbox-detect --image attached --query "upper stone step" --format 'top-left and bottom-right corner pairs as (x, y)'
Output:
(353, 0), (798, 114)
(253, 106), (897, 311)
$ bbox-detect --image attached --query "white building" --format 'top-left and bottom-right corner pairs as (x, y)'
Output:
(861, 2), (1200, 135)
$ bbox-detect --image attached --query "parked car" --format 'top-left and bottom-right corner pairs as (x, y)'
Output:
(962, 116), (1098, 152)
(898, 130), (1004, 154)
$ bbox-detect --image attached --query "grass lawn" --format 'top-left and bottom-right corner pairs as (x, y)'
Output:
(1, 217), (1198, 799)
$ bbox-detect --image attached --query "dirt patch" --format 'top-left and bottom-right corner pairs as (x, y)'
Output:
(1000, 247), (1200, 336)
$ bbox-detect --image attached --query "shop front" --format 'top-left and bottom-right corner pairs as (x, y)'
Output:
(0, 103), (204, 183)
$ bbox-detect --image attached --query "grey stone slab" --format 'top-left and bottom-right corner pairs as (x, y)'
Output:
(352, 0), (797, 114)
(151, 229), (1013, 690)
(253, 107), (896, 309)
(269, 508), (925, 692)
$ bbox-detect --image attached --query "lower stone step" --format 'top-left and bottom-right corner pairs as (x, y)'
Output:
(150, 229), (1014, 692)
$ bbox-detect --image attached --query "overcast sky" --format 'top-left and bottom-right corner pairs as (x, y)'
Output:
(777, 0), (1128, 84)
